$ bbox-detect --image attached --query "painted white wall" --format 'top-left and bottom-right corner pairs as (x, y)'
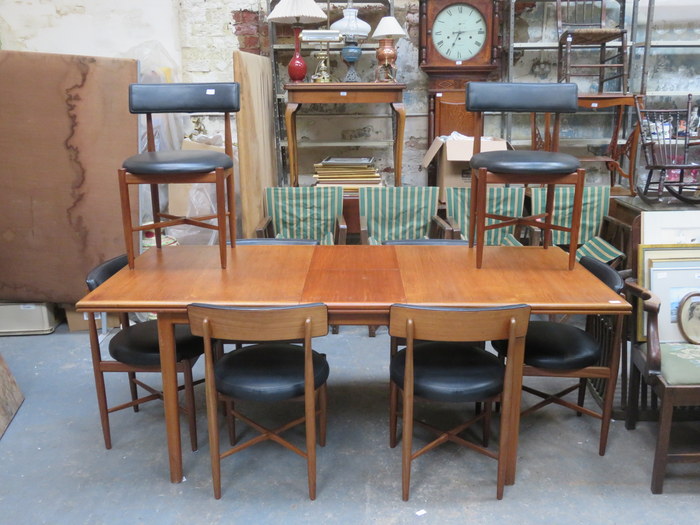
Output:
(0, 0), (182, 70)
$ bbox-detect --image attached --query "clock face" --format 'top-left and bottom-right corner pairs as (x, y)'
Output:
(431, 3), (487, 61)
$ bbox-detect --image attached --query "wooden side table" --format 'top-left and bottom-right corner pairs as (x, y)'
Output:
(284, 82), (406, 187)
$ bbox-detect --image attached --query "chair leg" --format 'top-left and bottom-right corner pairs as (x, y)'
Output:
(651, 392), (674, 494)
(576, 378), (586, 417)
(305, 383), (318, 500)
(118, 168), (137, 269)
(318, 383), (328, 447)
(182, 360), (198, 452)
(389, 380), (399, 448)
(206, 389), (222, 498)
(149, 183), (162, 249)
(128, 372), (139, 412)
(225, 399), (236, 446)
(483, 401), (493, 447)
(626, 363), (641, 430)
(226, 170), (237, 249)
(401, 387), (414, 501)
(215, 169), (227, 269)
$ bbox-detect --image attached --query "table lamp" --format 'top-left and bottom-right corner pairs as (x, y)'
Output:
(267, 0), (327, 83)
(371, 16), (406, 83)
(330, 1), (371, 82)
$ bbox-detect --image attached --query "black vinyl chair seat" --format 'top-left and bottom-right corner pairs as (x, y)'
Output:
(470, 151), (581, 176)
(214, 343), (330, 402)
(391, 342), (504, 403)
(109, 321), (204, 367)
(521, 321), (600, 370)
(123, 150), (233, 175)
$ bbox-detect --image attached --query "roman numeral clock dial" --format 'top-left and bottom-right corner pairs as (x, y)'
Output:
(432, 4), (486, 61)
(419, 0), (501, 145)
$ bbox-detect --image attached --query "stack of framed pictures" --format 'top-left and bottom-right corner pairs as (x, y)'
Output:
(637, 210), (700, 342)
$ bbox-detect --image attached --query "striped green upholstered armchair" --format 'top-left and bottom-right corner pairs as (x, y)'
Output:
(358, 186), (449, 245)
(444, 186), (526, 246)
(528, 185), (625, 266)
(256, 186), (347, 245)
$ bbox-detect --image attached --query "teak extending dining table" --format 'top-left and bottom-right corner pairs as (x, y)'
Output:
(76, 244), (630, 486)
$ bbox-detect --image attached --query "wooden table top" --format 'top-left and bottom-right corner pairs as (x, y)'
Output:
(77, 245), (630, 317)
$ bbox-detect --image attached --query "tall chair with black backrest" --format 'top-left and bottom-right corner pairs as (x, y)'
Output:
(625, 284), (700, 493)
(556, 0), (628, 93)
(119, 82), (240, 269)
(493, 256), (625, 456)
(187, 303), (330, 500)
(466, 82), (585, 270)
(388, 303), (531, 501)
(85, 255), (204, 451)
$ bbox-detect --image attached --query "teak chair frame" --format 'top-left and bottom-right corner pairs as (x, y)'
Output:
(187, 303), (329, 500)
(388, 304), (531, 501)
(119, 83), (239, 269)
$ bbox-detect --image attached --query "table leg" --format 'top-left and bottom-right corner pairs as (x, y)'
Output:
(157, 313), (183, 483)
(391, 102), (406, 187)
(285, 102), (301, 187)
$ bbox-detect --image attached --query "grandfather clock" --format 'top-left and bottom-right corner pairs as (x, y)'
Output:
(419, 0), (503, 142)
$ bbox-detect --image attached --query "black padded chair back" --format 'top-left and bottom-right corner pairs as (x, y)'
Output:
(129, 83), (240, 114)
(235, 238), (319, 246)
(86, 254), (129, 292)
(579, 256), (624, 294)
(466, 82), (578, 114)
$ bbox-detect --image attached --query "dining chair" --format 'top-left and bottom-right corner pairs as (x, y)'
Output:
(118, 82), (240, 269)
(444, 186), (526, 245)
(388, 303), (531, 500)
(527, 185), (625, 266)
(625, 283), (700, 493)
(556, 0), (628, 93)
(256, 186), (347, 245)
(492, 256), (625, 456)
(358, 186), (450, 245)
(186, 303), (330, 500)
(85, 254), (204, 451)
(466, 82), (585, 270)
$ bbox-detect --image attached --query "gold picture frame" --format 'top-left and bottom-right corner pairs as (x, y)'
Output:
(637, 244), (700, 341)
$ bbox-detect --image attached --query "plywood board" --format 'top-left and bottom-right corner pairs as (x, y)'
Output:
(0, 50), (138, 303)
(233, 51), (278, 238)
(0, 354), (24, 439)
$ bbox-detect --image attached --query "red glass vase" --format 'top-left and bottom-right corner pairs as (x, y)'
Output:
(287, 26), (306, 83)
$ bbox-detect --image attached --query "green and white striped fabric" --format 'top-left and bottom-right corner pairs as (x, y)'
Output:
(358, 186), (440, 245)
(529, 185), (624, 263)
(264, 186), (343, 245)
(444, 186), (526, 245)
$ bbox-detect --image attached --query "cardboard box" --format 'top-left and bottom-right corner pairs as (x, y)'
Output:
(63, 305), (121, 332)
(0, 303), (59, 336)
(422, 136), (510, 201)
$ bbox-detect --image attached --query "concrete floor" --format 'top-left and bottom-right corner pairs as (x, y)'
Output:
(1, 322), (700, 525)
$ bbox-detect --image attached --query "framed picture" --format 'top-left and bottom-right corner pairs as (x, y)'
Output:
(637, 244), (700, 341)
(679, 291), (700, 344)
(641, 211), (700, 245)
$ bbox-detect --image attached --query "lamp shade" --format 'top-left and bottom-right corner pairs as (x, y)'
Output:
(267, 0), (327, 24)
(330, 8), (371, 39)
(371, 16), (406, 39)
